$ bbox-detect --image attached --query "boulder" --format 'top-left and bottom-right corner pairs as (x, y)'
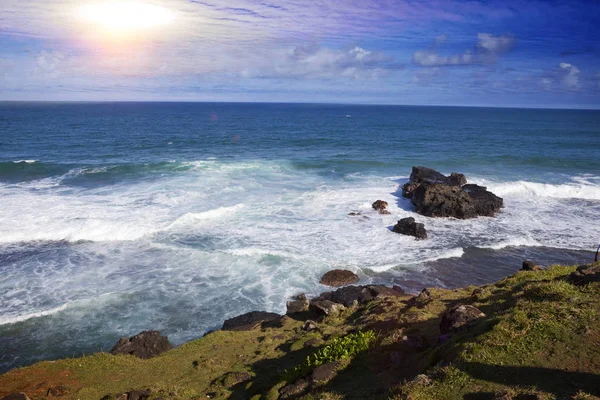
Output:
(315, 284), (405, 307)
(110, 331), (173, 359)
(309, 300), (346, 316)
(462, 184), (504, 217)
(402, 166), (503, 219)
(279, 378), (309, 399)
(417, 288), (432, 301)
(1, 394), (31, 400)
(372, 200), (391, 214)
(46, 385), (69, 397)
(392, 217), (427, 240)
(302, 320), (318, 331)
(311, 362), (340, 384)
(286, 294), (309, 314)
(440, 305), (486, 334)
(222, 311), (282, 331)
(567, 264), (600, 286)
(127, 390), (151, 400)
(319, 269), (359, 287)
(521, 260), (542, 271)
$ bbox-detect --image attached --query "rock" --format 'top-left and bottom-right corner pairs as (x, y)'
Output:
(311, 362), (340, 384)
(309, 300), (346, 316)
(302, 320), (318, 331)
(279, 378), (309, 399)
(440, 305), (486, 334)
(304, 338), (320, 347)
(348, 212), (361, 216)
(46, 385), (69, 396)
(417, 288), (431, 301)
(402, 166), (503, 219)
(372, 200), (390, 214)
(462, 184), (504, 217)
(471, 288), (486, 297)
(316, 285), (404, 307)
(412, 374), (432, 386)
(392, 285), (405, 294)
(286, 294), (309, 314)
(110, 331), (173, 359)
(222, 311), (282, 331)
(319, 269), (359, 287)
(521, 260), (542, 271)
(392, 217), (427, 240)
(127, 390), (151, 400)
(221, 371), (251, 387)
(567, 264), (600, 286)
(1, 394), (31, 400)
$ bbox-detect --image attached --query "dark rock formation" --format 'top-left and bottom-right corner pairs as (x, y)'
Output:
(372, 200), (391, 214)
(222, 311), (282, 331)
(440, 305), (486, 334)
(521, 260), (542, 271)
(313, 284), (405, 308)
(1, 394), (31, 400)
(417, 288), (432, 301)
(392, 217), (427, 239)
(286, 293), (309, 314)
(401, 166), (503, 219)
(567, 264), (600, 286)
(309, 300), (346, 316)
(110, 331), (173, 359)
(319, 269), (359, 287)
(126, 390), (152, 400)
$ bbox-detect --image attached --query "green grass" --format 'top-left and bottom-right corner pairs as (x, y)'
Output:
(1, 264), (599, 400)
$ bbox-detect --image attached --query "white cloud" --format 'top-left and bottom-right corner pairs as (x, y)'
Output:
(413, 50), (474, 66)
(476, 33), (515, 54)
(435, 34), (448, 45)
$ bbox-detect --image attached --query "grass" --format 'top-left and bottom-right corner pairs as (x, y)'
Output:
(1, 264), (599, 400)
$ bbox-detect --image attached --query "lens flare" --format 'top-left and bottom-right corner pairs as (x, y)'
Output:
(79, 2), (174, 33)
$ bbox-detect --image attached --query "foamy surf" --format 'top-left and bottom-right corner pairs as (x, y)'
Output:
(0, 303), (69, 326)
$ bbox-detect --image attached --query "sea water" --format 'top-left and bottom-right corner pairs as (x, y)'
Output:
(0, 102), (598, 372)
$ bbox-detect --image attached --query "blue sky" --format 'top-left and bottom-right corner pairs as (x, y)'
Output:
(1, 0), (599, 108)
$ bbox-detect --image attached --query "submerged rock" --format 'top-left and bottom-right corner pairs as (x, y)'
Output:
(110, 331), (173, 359)
(222, 311), (282, 331)
(319, 269), (359, 287)
(372, 200), (391, 214)
(440, 305), (486, 334)
(392, 217), (427, 239)
(402, 166), (503, 219)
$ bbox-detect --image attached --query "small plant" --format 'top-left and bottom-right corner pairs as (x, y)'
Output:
(282, 331), (376, 382)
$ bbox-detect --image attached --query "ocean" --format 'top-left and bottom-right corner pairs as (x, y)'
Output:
(0, 102), (599, 373)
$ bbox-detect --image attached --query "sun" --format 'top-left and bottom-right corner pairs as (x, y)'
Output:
(79, 2), (174, 34)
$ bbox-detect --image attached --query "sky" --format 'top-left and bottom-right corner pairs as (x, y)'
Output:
(1, 0), (599, 108)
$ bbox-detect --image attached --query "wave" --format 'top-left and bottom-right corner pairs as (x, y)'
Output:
(485, 180), (600, 200)
(166, 205), (246, 230)
(0, 303), (69, 326)
(369, 247), (465, 272)
(13, 159), (37, 164)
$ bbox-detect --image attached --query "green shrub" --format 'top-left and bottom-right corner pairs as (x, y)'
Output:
(282, 331), (376, 382)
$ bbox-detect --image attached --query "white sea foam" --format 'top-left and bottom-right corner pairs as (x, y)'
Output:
(483, 179), (600, 200)
(0, 303), (69, 326)
(12, 159), (37, 164)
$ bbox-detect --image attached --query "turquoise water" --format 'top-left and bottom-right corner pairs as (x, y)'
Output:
(0, 102), (599, 372)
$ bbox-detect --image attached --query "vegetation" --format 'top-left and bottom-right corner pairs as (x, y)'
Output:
(0, 263), (599, 400)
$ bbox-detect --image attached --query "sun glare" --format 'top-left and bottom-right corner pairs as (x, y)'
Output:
(79, 2), (174, 33)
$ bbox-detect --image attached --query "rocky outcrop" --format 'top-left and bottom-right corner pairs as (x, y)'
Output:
(402, 166), (503, 219)
(286, 294), (309, 314)
(313, 284), (405, 309)
(440, 305), (485, 334)
(220, 371), (252, 388)
(567, 263), (600, 286)
(372, 200), (391, 214)
(309, 300), (346, 316)
(521, 260), (542, 271)
(393, 217), (427, 239)
(222, 311), (282, 331)
(311, 362), (340, 384)
(110, 331), (173, 359)
(319, 269), (359, 287)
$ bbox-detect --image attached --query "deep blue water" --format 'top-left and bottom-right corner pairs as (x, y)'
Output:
(0, 102), (599, 372)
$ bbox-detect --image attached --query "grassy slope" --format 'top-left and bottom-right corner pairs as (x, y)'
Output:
(1, 264), (599, 400)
